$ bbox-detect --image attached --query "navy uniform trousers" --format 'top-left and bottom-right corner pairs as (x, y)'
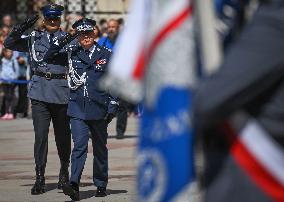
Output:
(31, 99), (71, 167)
(70, 117), (108, 187)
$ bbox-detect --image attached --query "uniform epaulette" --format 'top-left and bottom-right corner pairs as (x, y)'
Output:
(68, 44), (78, 51)
(34, 29), (44, 36)
(31, 30), (44, 38)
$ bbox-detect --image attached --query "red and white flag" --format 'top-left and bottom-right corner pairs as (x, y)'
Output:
(102, 0), (197, 201)
(102, 0), (196, 103)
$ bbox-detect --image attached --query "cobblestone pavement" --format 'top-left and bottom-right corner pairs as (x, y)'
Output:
(0, 117), (138, 202)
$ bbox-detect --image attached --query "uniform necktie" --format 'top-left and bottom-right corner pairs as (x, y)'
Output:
(49, 33), (54, 45)
(85, 49), (91, 58)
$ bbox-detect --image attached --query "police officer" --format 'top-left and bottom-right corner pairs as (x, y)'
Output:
(44, 18), (118, 201)
(4, 4), (71, 194)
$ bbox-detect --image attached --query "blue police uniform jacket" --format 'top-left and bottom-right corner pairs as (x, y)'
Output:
(45, 42), (118, 120)
(4, 29), (70, 104)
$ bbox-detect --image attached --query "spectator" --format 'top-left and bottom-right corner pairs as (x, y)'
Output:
(2, 14), (13, 28)
(15, 52), (29, 118)
(99, 18), (108, 37)
(1, 26), (11, 39)
(93, 25), (101, 42)
(98, 19), (119, 49)
(117, 17), (125, 31)
(0, 48), (19, 120)
(0, 32), (5, 55)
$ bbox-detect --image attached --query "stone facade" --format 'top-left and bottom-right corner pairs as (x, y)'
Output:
(12, 0), (130, 21)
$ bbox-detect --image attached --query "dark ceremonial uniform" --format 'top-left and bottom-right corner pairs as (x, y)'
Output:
(194, 1), (284, 201)
(44, 18), (118, 200)
(4, 4), (71, 194)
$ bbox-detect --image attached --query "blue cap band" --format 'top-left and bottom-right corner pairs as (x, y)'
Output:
(41, 4), (64, 18)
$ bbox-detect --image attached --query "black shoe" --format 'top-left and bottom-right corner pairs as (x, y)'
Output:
(95, 186), (107, 197)
(57, 161), (69, 189)
(116, 134), (124, 139)
(31, 166), (45, 195)
(63, 182), (79, 201)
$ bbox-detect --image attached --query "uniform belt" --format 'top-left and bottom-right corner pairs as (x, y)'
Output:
(34, 71), (67, 80)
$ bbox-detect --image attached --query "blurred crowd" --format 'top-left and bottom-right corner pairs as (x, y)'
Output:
(0, 14), (126, 120)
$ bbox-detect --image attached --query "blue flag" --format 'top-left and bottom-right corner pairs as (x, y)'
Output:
(138, 87), (195, 202)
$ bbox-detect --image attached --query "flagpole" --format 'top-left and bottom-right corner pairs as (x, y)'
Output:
(195, 0), (223, 75)
(193, 1), (223, 201)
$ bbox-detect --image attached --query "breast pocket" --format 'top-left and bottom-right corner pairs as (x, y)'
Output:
(94, 58), (107, 72)
(71, 60), (84, 69)
(34, 44), (47, 52)
(33, 44), (48, 60)
(93, 66), (106, 81)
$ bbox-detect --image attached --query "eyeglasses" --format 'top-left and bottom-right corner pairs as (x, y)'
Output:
(77, 31), (93, 37)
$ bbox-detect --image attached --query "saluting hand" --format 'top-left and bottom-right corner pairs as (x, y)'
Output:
(57, 33), (79, 48)
(16, 14), (39, 32)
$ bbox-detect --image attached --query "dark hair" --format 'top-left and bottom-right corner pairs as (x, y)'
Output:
(1, 48), (12, 58)
(117, 18), (124, 26)
(94, 25), (102, 37)
(99, 18), (107, 26)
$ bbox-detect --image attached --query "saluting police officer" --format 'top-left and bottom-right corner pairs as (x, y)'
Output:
(44, 18), (118, 201)
(4, 4), (71, 194)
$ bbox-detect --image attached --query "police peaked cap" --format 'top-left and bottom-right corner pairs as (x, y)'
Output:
(72, 18), (96, 32)
(41, 4), (64, 18)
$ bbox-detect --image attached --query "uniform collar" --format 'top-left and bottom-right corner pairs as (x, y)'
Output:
(77, 43), (102, 67)
(82, 44), (96, 58)
(85, 44), (96, 52)
(45, 29), (61, 37)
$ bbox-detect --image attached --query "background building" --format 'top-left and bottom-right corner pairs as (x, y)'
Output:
(0, 0), (130, 25)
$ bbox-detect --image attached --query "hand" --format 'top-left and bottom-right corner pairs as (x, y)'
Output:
(104, 113), (115, 124)
(12, 14), (39, 35)
(19, 14), (39, 32)
(57, 33), (78, 48)
(17, 57), (26, 65)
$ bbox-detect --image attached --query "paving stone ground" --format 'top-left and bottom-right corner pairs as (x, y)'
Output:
(0, 117), (138, 202)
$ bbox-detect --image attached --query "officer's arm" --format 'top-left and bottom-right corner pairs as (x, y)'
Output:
(4, 14), (39, 52)
(108, 95), (119, 114)
(43, 33), (77, 63)
(104, 94), (119, 124)
(4, 30), (29, 52)
(102, 50), (119, 119)
(106, 69), (119, 114)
